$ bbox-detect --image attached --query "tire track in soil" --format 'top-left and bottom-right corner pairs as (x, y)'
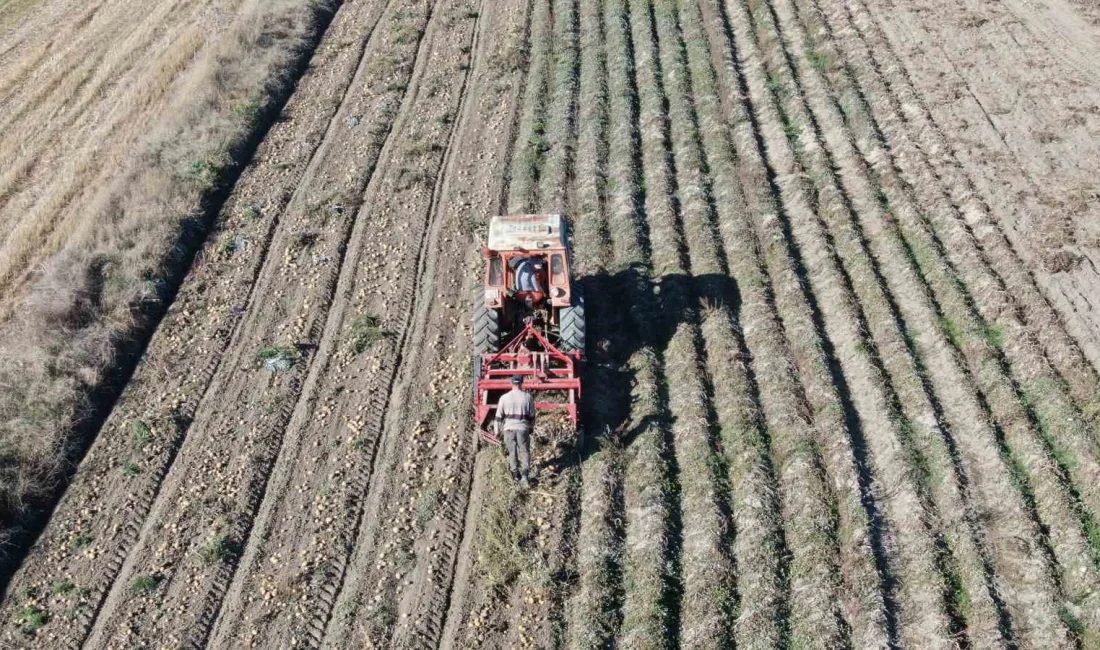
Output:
(440, 0), (593, 645)
(70, 2), (442, 648)
(464, 0), (592, 639)
(0, 0), (395, 646)
(430, 4), (537, 649)
(347, 7), (521, 636)
(204, 2), (506, 647)
(188, 2), (477, 646)
(487, 1), (629, 648)
(378, 1), (533, 646)
(203, 2), (486, 649)
(432, 3), (537, 649)
(437, 0), (572, 645)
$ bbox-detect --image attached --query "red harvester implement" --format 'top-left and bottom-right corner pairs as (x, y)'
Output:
(474, 320), (582, 445)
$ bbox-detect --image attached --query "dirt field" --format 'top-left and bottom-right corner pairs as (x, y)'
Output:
(3, 0), (1100, 646)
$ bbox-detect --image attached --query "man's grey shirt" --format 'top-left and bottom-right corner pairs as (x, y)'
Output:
(497, 388), (535, 432)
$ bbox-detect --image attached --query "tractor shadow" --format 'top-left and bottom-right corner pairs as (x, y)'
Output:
(556, 264), (745, 465)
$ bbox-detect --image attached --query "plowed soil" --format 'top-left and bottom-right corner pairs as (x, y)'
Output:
(4, 0), (1100, 647)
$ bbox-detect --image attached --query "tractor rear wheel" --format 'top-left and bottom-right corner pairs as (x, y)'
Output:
(560, 286), (586, 356)
(473, 296), (501, 354)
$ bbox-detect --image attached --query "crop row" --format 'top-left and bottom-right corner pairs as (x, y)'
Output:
(745, 0), (1100, 642)
(557, 0), (1100, 645)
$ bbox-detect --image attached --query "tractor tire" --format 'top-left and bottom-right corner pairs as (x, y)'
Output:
(473, 299), (501, 355)
(560, 287), (586, 356)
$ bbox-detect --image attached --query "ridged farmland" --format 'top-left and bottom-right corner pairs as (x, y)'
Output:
(3, 0), (1100, 648)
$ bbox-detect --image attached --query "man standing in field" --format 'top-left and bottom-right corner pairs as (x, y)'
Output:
(496, 375), (535, 488)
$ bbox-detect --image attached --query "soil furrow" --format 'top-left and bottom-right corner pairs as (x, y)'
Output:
(305, 3), (523, 648)
(751, 16), (960, 650)
(742, 0), (1020, 644)
(379, 2), (529, 644)
(827, 0), (1100, 529)
(537, 0), (580, 210)
(564, 0), (628, 645)
(651, 2), (745, 646)
(505, 0), (554, 213)
(611, 2), (689, 646)
(769, 0), (1017, 644)
(700, 0), (856, 646)
(440, 0), (574, 644)
(535, 0), (589, 645)
(801, 0), (1100, 642)
(427, 4), (537, 650)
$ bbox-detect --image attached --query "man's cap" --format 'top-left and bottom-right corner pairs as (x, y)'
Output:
(511, 375), (524, 385)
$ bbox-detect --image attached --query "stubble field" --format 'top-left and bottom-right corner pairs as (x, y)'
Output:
(3, 0), (1100, 648)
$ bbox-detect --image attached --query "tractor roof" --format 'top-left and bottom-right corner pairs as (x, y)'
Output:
(487, 214), (566, 251)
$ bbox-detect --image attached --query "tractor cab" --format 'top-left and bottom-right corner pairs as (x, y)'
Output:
(482, 214), (575, 313)
(474, 215), (585, 445)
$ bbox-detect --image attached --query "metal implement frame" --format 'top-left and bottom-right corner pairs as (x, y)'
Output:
(474, 321), (581, 445)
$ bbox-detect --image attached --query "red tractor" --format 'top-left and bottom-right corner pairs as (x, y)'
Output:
(473, 214), (585, 446)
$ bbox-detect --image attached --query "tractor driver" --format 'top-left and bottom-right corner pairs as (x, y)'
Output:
(496, 375), (535, 488)
(510, 256), (544, 293)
